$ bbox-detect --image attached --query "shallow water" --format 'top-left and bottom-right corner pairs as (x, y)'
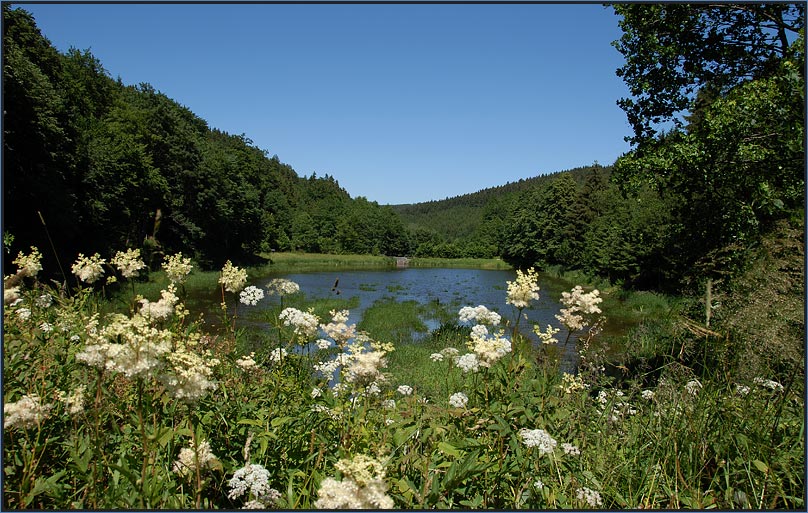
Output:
(231, 267), (614, 370)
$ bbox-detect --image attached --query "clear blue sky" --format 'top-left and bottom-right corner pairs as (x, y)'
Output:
(21, 2), (632, 205)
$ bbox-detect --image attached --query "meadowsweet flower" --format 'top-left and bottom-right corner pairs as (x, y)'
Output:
(163, 253), (193, 284)
(559, 372), (587, 394)
(560, 442), (580, 456)
(458, 305), (501, 326)
(72, 253), (106, 284)
(39, 322), (53, 333)
(13, 246), (43, 277)
(467, 326), (511, 367)
(556, 285), (602, 332)
(266, 278), (300, 296)
(345, 350), (387, 385)
(57, 386), (85, 415)
(311, 387), (322, 399)
(397, 385), (413, 396)
(455, 352), (480, 373)
(576, 487), (603, 507)
(534, 324), (560, 344)
(316, 339), (331, 350)
(518, 428), (557, 454)
(315, 455), (394, 509)
(228, 464), (281, 506)
(449, 392), (469, 408)
(139, 284), (179, 320)
(429, 352), (444, 362)
(4, 394), (52, 429)
(15, 307), (31, 321)
(382, 399), (396, 409)
(506, 268), (540, 309)
(111, 248), (146, 278)
(4, 287), (20, 305)
(173, 439), (218, 480)
(641, 389), (656, 400)
(321, 309), (355, 346)
(219, 260), (248, 293)
(534, 479), (544, 490)
(236, 352), (258, 370)
(159, 347), (220, 402)
(280, 307), (320, 339)
(239, 285), (265, 306)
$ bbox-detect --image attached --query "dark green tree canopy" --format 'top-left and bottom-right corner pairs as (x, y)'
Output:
(613, 3), (804, 146)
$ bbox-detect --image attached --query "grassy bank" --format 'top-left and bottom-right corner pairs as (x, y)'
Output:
(259, 252), (511, 272)
(5, 246), (801, 509)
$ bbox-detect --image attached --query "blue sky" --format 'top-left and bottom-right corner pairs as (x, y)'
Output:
(21, 2), (632, 205)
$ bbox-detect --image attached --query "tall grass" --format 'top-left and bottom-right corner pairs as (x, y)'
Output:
(3, 249), (803, 509)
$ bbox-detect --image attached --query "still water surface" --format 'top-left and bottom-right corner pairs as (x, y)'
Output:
(224, 267), (613, 370)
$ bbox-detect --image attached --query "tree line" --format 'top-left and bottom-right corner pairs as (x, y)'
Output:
(2, 5), (410, 275)
(4, 4), (804, 295)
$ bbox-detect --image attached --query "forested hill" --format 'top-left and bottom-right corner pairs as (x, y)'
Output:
(390, 165), (608, 241)
(2, 6), (410, 272)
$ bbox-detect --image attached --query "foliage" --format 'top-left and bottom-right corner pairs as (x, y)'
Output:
(3, 248), (803, 509)
(2, 6), (411, 277)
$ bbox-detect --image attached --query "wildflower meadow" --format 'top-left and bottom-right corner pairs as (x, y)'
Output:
(2, 247), (804, 509)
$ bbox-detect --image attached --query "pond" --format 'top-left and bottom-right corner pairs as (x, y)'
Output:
(212, 267), (626, 371)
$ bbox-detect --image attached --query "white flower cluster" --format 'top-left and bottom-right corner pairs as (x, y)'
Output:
(315, 455), (394, 509)
(754, 377), (784, 392)
(506, 268), (540, 309)
(57, 386), (85, 415)
(558, 372), (587, 394)
(467, 324), (511, 367)
(4, 394), (52, 429)
(458, 305), (501, 326)
(560, 442), (580, 456)
(111, 248), (146, 278)
(320, 309), (355, 346)
(685, 379), (702, 396)
(72, 253), (106, 284)
(219, 260), (248, 293)
(556, 285), (602, 332)
(227, 463), (281, 507)
(641, 389), (656, 400)
(279, 307), (320, 339)
(518, 428), (557, 455)
(313, 353), (351, 377)
(576, 486), (603, 507)
(236, 352), (258, 370)
(396, 385), (413, 396)
(345, 349), (388, 385)
(266, 278), (300, 296)
(534, 324), (561, 345)
(139, 284), (179, 320)
(163, 253), (193, 284)
(76, 313), (173, 379)
(159, 347), (220, 402)
(173, 439), (218, 479)
(455, 352), (481, 373)
(449, 391), (469, 408)
(430, 347), (459, 362)
(269, 347), (288, 363)
(239, 285), (265, 306)
(13, 246), (43, 277)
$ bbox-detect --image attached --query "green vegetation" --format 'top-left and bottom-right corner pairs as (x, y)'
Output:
(3, 255), (803, 509)
(2, 3), (804, 510)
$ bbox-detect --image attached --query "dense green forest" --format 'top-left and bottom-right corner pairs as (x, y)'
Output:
(3, 4), (804, 296)
(2, 5), (409, 273)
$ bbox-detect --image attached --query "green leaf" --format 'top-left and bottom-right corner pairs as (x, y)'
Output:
(752, 459), (769, 473)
